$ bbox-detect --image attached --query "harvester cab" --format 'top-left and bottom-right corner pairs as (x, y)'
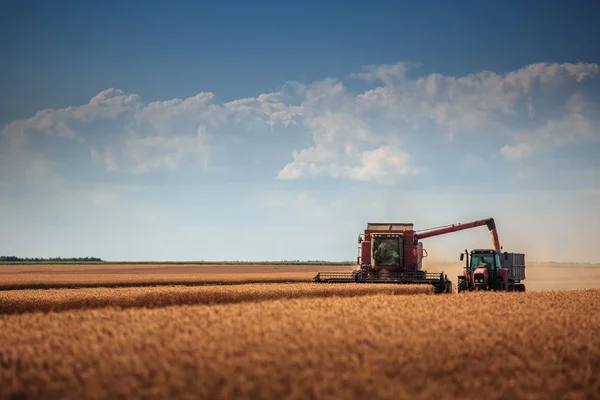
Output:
(371, 234), (403, 270)
(457, 249), (526, 293)
(358, 231), (426, 272)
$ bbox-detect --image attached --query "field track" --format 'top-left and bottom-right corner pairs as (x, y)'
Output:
(0, 263), (349, 290)
(0, 283), (433, 314)
(1, 288), (599, 400)
(3, 262), (600, 291)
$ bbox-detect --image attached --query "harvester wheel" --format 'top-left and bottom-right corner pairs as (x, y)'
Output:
(433, 283), (445, 294)
(445, 280), (453, 294)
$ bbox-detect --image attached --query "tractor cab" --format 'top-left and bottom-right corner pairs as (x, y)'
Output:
(468, 250), (501, 274)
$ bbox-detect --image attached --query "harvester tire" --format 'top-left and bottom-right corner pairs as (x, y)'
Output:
(433, 283), (445, 294)
(445, 280), (453, 294)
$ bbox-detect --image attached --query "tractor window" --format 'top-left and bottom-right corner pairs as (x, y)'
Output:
(372, 236), (402, 267)
(470, 254), (495, 271)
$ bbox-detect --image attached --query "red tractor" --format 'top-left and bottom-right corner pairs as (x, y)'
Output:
(457, 249), (526, 292)
(313, 217), (503, 294)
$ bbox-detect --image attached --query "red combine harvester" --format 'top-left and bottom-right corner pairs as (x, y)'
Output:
(313, 218), (503, 294)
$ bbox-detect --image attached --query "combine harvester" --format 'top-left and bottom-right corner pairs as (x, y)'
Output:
(313, 217), (526, 294)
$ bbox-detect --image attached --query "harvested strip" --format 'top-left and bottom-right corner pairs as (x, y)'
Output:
(0, 273), (315, 291)
(0, 264), (353, 291)
(0, 283), (433, 314)
(1, 290), (599, 400)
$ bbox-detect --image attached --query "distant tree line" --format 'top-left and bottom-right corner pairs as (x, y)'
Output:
(0, 256), (104, 262)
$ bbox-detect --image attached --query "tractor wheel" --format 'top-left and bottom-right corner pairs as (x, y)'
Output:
(495, 279), (505, 291)
(515, 284), (526, 292)
(457, 278), (467, 293)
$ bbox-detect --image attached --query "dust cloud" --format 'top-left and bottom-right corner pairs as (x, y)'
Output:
(422, 260), (600, 291)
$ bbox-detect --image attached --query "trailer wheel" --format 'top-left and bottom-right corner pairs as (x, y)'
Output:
(515, 284), (526, 292)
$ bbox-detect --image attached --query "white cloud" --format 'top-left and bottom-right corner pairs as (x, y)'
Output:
(278, 143), (417, 185)
(1, 61), (599, 189)
(355, 62), (599, 137)
(1, 85), (301, 179)
(279, 61), (599, 183)
(225, 92), (303, 128)
(350, 145), (418, 184)
(500, 143), (533, 160)
(126, 125), (210, 174)
(277, 110), (391, 181)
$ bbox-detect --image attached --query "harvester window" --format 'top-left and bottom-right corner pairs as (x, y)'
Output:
(372, 236), (402, 267)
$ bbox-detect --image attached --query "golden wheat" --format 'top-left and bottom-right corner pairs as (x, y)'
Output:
(3, 262), (600, 291)
(0, 272), (317, 290)
(0, 264), (351, 290)
(0, 283), (433, 314)
(1, 289), (599, 400)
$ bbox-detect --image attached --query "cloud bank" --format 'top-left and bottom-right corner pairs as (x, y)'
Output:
(1, 61), (598, 189)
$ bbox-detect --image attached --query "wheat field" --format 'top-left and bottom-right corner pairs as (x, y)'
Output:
(2, 262), (600, 291)
(1, 288), (599, 400)
(0, 263), (347, 290)
(1, 262), (600, 399)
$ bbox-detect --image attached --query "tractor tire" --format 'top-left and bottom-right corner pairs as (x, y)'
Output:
(495, 279), (505, 291)
(515, 284), (526, 292)
(457, 278), (467, 293)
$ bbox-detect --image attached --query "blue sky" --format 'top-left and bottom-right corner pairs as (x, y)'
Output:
(1, 0), (599, 262)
